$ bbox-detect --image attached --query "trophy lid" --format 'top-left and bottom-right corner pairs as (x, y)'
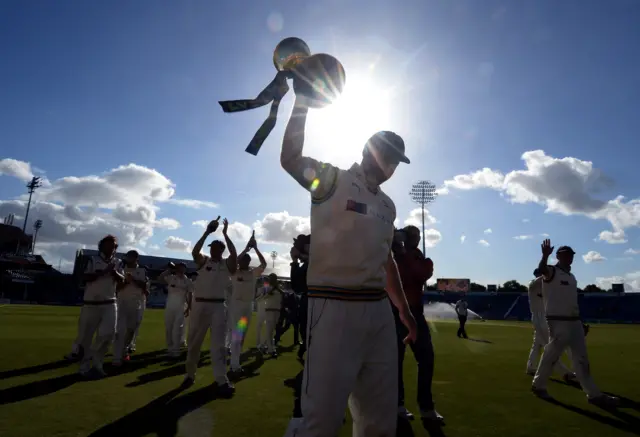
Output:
(273, 37), (311, 71)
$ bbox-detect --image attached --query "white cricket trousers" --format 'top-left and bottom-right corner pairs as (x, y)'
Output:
(532, 319), (601, 398)
(256, 304), (267, 347)
(264, 309), (280, 353)
(527, 312), (572, 374)
(113, 298), (141, 362)
(185, 300), (229, 384)
(129, 303), (145, 350)
(70, 306), (88, 354)
(78, 303), (117, 373)
(228, 300), (253, 369)
(297, 298), (398, 437)
(165, 294), (186, 355)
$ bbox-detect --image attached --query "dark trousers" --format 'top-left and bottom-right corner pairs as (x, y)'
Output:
(275, 309), (299, 345)
(457, 314), (468, 338)
(394, 306), (435, 411)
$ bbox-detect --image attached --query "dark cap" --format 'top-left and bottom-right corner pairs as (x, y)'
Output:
(366, 131), (410, 164)
(177, 262), (187, 268)
(207, 240), (225, 248)
(125, 250), (139, 257)
(556, 246), (575, 255)
(533, 268), (541, 277)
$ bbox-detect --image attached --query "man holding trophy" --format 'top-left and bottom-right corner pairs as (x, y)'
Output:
(280, 91), (417, 436)
(183, 217), (237, 397)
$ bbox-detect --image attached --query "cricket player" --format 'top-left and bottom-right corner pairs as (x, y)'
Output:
(263, 273), (284, 357)
(229, 233), (267, 373)
(280, 94), (417, 437)
(78, 235), (124, 377)
(113, 250), (148, 365)
(159, 262), (193, 358)
(65, 308), (87, 361)
(183, 217), (237, 396)
(455, 298), (469, 338)
(526, 269), (576, 380)
(532, 240), (618, 407)
(255, 282), (268, 350)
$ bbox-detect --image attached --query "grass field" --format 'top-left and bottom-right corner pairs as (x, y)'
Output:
(1, 305), (639, 437)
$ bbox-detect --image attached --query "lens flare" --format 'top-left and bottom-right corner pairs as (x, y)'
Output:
(232, 316), (249, 342)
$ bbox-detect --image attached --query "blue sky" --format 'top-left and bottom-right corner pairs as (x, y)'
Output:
(1, 0), (640, 289)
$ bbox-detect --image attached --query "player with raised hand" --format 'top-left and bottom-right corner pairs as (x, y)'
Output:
(183, 216), (237, 397)
(228, 230), (267, 374)
(532, 239), (619, 407)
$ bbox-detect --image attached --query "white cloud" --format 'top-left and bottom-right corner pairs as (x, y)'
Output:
(439, 150), (640, 243)
(522, 218), (530, 223)
(540, 233), (550, 237)
(478, 239), (490, 247)
(513, 235), (533, 240)
(192, 220), (208, 229)
(624, 248), (640, 255)
(460, 234), (466, 244)
(440, 168), (505, 194)
(596, 271), (640, 292)
(596, 230), (627, 244)
(423, 229), (442, 248)
(582, 251), (606, 264)
(0, 158), (34, 182)
(0, 159), (200, 268)
(164, 236), (191, 252)
(484, 228), (492, 234)
(254, 211), (310, 245)
(403, 208), (437, 228)
(164, 198), (219, 209)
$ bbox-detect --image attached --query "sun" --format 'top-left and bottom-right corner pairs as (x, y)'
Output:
(305, 72), (393, 163)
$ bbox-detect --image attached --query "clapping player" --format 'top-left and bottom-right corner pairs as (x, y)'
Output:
(78, 235), (124, 378)
(183, 217), (237, 396)
(113, 250), (148, 366)
(229, 231), (267, 374)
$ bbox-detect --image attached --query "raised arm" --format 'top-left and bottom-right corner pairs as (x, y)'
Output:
(253, 243), (268, 276)
(192, 218), (220, 266)
(538, 239), (555, 280)
(222, 219), (238, 274)
(280, 97), (338, 202)
(386, 252), (417, 344)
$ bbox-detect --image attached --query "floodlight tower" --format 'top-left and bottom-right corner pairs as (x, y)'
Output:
(270, 250), (278, 269)
(32, 219), (43, 253)
(409, 180), (438, 255)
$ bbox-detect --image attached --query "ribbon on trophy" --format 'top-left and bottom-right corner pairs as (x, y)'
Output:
(218, 71), (290, 156)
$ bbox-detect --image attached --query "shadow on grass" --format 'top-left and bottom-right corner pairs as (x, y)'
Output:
(0, 373), (80, 405)
(87, 385), (221, 437)
(549, 379), (640, 411)
(465, 338), (494, 344)
(395, 417), (446, 437)
(0, 359), (75, 380)
(127, 349), (266, 388)
(543, 397), (640, 436)
(0, 349), (167, 406)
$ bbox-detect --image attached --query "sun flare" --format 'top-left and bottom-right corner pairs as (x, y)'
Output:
(306, 72), (393, 162)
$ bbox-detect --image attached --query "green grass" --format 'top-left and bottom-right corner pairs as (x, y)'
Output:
(0, 305), (639, 437)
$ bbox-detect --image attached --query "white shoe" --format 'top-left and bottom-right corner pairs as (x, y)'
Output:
(283, 417), (304, 437)
(398, 406), (415, 420)
(421, 409), (444, 422)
